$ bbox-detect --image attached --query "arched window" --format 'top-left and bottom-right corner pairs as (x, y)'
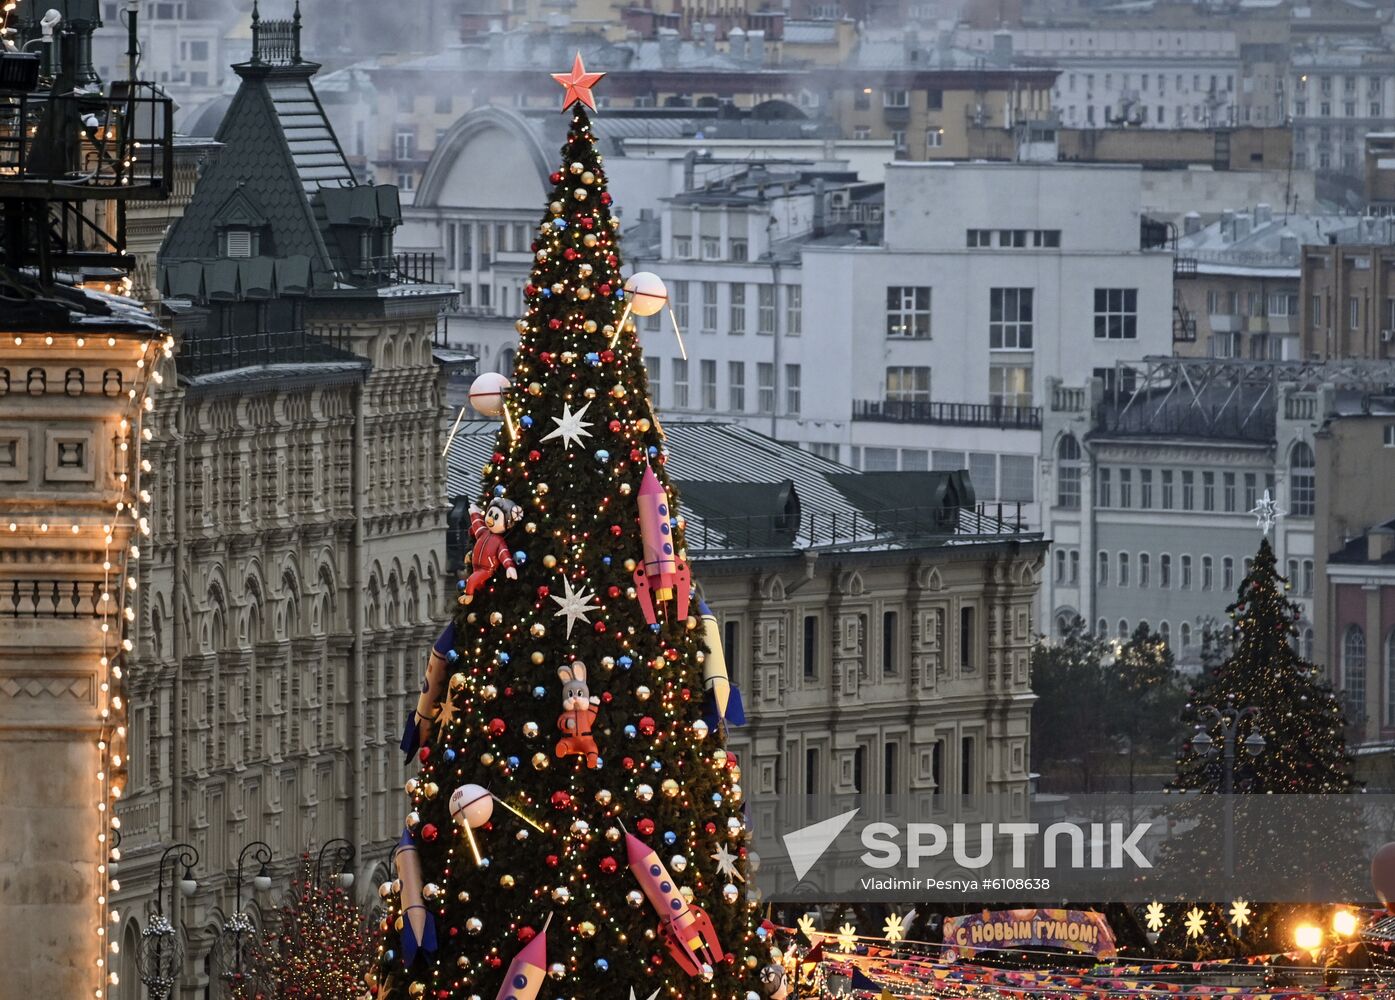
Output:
(1159, 621), (1170, 647)
(1160, 553), (1172, 588)
(1118, 552), (1130, 586)
(1139, 552), (1150, 588)
(1056, 435), (1082, 509)
(1097, 617), (1108, 637)
(499, 348), (516, 378)
(1343, 625), (1366, 722)
(1302, 626), (1314, 662)
(1054, 610), (1078, 636)
(1117, 619), (1129, 639)
(1290, 442), (1316, 517)
(1180, 622), (1192, 650)
(1386, 629), (1395, 726)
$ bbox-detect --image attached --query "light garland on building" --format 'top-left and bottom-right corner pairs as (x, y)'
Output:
(10, 330), (173, 997)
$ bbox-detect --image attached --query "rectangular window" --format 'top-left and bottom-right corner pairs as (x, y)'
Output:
(886, 286), (931, 338)
(1070, 550), (1080, 584)
(1139, 552), (1150, 588)
(884, 88), (909, 107)
(1161, 470), (1174, 509)
(885, 366), (931, 402)
(1349, 295), (1360, 330)
(1097, 550), (1109, 586)
(1202, 471), (1216, 511)
(1119, 468), (1133, 508)
(729, 238), (748, 262)
(967, 229), (992, 247)
(1311, 294), (1322, 326)
(1140, 468), (1153, 508)
(882, 611), (898, 675)
(728, 361), (746, 411)
(1098, 467), (1112, 507)
(645, 356), (661, 406)
(700, 359), (717, 410)
(1202, 555), (1214, 590)
(990, 288), (1034, 349)
(1160, 554), (1171, 588)
(805, 748), (819, 795)
(729, 283), (746, 334)
(961, 736), (976, 798)
(673, 281), (689, 326)
(758, 284), (776, 334)
(1303, 559), (1314, 596)
(671, 358), (689, 408)
(1118, 552), (1130, 586)
(701, 237), (721, 260)
(999, 455), (1034, 502)
(723, 620), (739, 687)
(1094, 288), (1139, 339)
(927, 88), (943, 110)
(757, 362), (775, 414)
(701, 282), (718, 332)
(1182, 470), (1195, 510)
(1223, 472), (1237, 512)
(884, 742), (898, 794)
(803, 615), (818, 678)
(785, 364), (801, 415)
(989, 363), (1032, 408)
(959, 606), (976, 671)
(673, 236), (692, 258)
(1224, 556), (1235, 591)
(786, 286), (802, 336)
(1244, 473), (1258, 511)
(1181, 555), (1193, 589)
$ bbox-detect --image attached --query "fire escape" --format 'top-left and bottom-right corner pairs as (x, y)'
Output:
(0, 0), (172, 324)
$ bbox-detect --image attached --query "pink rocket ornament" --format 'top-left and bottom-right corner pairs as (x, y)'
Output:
(632, 462), (691, 625)
(495, 915), (551, 1000)
(394, 828), (437, 966)
(624, 832), (724, 976)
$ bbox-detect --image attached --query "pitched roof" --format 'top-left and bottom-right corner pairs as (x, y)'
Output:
(160, 60), (355, 281)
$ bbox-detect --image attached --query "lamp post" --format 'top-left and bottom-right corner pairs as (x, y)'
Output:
(136, 843), (198, 1000)
(235, 841), (273, 913)
(212, 842), (273, 998)
(315, 838), (357, 891)
(1189, 704), (1265, 884)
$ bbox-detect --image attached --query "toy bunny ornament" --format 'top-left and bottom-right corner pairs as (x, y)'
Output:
(555, 661), (601, 768)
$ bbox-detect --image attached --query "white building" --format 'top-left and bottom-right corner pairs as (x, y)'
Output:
(92, 0), (242, 117)
(961, 28), (1245, 129)
(1290, 43), (1395, 176)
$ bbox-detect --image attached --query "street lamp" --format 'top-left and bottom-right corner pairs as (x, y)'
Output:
(212, 842), (274, 998)
(315, 838), (357, 891)
(136, 843), (198, 1000)
(1189, 704), (1265, 885)
(236, 840), (273, 911)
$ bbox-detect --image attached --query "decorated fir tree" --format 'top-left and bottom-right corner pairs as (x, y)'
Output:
(1172, 535), (1355, 795)
(368, 61), (765, 1000)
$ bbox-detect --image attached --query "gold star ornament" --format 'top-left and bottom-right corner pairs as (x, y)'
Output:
(552, 53), (605, 112)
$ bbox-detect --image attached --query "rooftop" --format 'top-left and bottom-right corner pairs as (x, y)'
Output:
(446, 420), (1036, 555)
(1176, 207), (1381, 276)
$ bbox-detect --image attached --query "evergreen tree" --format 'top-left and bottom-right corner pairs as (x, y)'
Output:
(1172, 538), (1355, 794)
(233, 860), (372, 1000)
(368, 100), (763, 1000)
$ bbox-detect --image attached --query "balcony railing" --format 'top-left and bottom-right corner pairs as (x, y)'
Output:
(5, 579), (103, 618)
(178, 327), (357, 378)
(687, 502), (1030, 553)
(852, 398), (1042, 430)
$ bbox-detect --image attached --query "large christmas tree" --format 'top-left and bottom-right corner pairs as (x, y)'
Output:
(368, 62), (765, 1000)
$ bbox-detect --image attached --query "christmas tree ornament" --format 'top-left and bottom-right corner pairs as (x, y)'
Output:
(469, 372), (511, 418)
(699, 599), (745, 728)
(493, 915), (551, 1000)
(449, 784), (495, 865)
(393, 829), (437, 966)
(624, 831), (725, 976)
(460, 499), (525, 605)
(555, 661), (601, 767)
(632, 463), (691, 627)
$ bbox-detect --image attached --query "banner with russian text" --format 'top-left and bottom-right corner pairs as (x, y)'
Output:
(942, 908), (1116, 961)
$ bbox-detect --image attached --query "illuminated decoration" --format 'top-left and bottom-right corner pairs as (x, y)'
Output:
(836, 924), (858, 954)
(551, 52), (606, 112)
(1184, 907), (1207, 939)
(882, 912), (905, 944)
(369, 80), (761, 1000)
(1144, 902), (1166, 934)
(710, 843), (741, 882)
(549, 576), (599, 638)
(1293, 922), (1323, 957)
(1247, 488), (1285, 537)
(797, 915), (819, 943)
(1332, 909), (1359, 937)
(1228, 899), (1251, 930)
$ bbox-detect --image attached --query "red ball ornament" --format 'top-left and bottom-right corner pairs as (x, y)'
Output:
(581, 217), (594, 230)
(609, 419), (622, 432)
(548, 318), (562, 330)
(594, 621), (607, 633)
(680, 688), (691, 701)
(610, 524), (623, 536)
(492, 451), (505, 463)
(650, 954), (664, 967)
(519, 926), (538, 944)
(630, 449), (644, 462)
(550, 172), (562, 183)
(664, 648), (680, 662)
(601, 192), (612, 205)
(546, 854), (560, 868)
(639, 716), (656, 736)
(539, 351), (552, 364)
(637, 818), (655, 836)
(598, 283), (612, 296)
(608, 585), (621, 598)
(529, 450), (542, 462)
(537, 586), (550, 598)
(551, 790), (573, 809)
(421, 823), (439, 843)
(487, 956), (502, 969)
(600, 349), (615, 363)
(606, 254), (618, 267)
(418, 747), (431, 762)
(599, 856), (619, 874)
(622, 756), (635, 770)
(705, 822), (717, 834)
(525, 284), (536, 296)
(504, 686), (514, 698)
(488, 718), (506, 737)
(601, 691), (613, 704)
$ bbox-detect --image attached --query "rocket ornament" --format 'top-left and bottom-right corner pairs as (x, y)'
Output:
(699, 599), (745, 729)
(632, 462), (691, 626)
(393, 828), (437, 966)
(624, 832), (725, 976)
(494, 915), (551, 1000)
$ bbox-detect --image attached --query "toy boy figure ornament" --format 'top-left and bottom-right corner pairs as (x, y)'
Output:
(460, 497), (523, 605)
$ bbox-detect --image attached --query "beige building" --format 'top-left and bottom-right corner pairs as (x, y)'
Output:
(1300, 235), (1395, 360)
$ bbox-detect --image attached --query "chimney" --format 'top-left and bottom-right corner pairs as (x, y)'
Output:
(1183, 211), (1202, 235)
(1220, 209), (1236, 242)
(1255, 202), (1273, 226)
(1368, 529), (1395, 562)
(904, 26), (921, 65)
(659, 27), (679, 69)
(1279, 230), (1299, 257)
(703, 22), (717, 57)
(1234, 214), (1252, 240)
(728, 25), (746, 63)
(992, 29), (1014, 64)
(813, 177), (826, 237)
(683, 149), (698, 191)
(747, 29), (765, 66)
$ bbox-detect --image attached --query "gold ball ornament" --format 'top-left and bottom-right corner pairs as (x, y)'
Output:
(569, 161), (584, 174)
(535, 250), (549, 262)
(523, 721), (540, 738)
(576, 286), (592, 301)
(528, 382), (542, 396)
(550, 282), (564, 295)
(405, 810), (421, 828)
(579, 263), (593, 278)
(500, 874), (515, 888)
(525, 521), (538, 533)
(549, 962), (566, 980)
(549, 201), (563, 214)
(636, 417), (651, 432)
(619, 483), (632, 496)
(595, 788), (613, 806)
(543, 554), (557, 568)
(582, 170), (595, 184)
(606, 826), (622, 842)
(636, 783), (654, 802)
(579, 920), (597, 938)
(583, 234), (598, 247)
(409, 982), (425, 997)
(489, 611), (503, 625)
(583, 319), (598, 333)
(422, 781), (440, 798)
(457, 890), (471, 902)
(661, 778), (680, 798)
(537, 483), (550, 495)
(482, 684), (498, 700)
(561, 351), (577, 364)
(551, 886), (571, 904)
(626, 890), (644, 908)
(573, 188), (588, 201)
(515, 319), (529, 334)
(583, 387), (597, 399)
(611, 383), (626, 398)
(532, 752), (550, 769)
(466, 917), (483, 934)
(405, 777), (420, 795)
(449, 672), (467, 691)
(531, 651), (545, 664)
(723, 884), (740, 903)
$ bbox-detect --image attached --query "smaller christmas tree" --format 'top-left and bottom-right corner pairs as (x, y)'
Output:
(1172, 536), (1355, 795)
(233, 859), (372, 1000)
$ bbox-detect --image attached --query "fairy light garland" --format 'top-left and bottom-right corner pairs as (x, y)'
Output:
(10, 330), (173, 998)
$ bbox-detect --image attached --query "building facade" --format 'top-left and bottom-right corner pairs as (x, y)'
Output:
(109, 20), (457, 998)
(1300, 231), (1395, 360)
